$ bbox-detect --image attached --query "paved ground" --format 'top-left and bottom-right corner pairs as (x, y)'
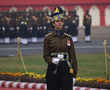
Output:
(0, 40), (110, 56)
(0, 27), (110, 56)
(78, 26), (110, 40)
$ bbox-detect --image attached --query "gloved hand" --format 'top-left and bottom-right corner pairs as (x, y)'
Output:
(52, 57), (60, 64)
(2, 27), (5, 31)
(16, 26), (20, 30)
(73, 78), (76, 85)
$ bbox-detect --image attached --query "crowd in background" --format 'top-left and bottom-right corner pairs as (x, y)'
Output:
(0, 8), (91, 44)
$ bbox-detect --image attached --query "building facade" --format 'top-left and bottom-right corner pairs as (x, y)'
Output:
(0, 0), (110, 26)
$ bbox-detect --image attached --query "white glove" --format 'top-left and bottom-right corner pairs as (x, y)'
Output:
(16, 26), (20, 30)
(73, 78), (76, 85)
(2, 27), (5, 31)
(52, 57), (60, 64)
(57, 54), (64, 59)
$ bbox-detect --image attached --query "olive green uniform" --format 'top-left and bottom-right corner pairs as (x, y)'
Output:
(43, 31), (78, 90)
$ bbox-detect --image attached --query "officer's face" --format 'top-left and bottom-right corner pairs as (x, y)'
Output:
(52, 19), (64, 30)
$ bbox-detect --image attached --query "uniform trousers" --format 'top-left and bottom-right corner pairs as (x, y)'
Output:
(85, 26), (91, 36)
(46, 61), (73, 90)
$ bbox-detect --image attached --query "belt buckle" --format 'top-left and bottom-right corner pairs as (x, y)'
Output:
(57, 53), (64, 59)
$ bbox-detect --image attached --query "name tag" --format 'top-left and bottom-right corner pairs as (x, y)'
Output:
(67, 40), (71, 46)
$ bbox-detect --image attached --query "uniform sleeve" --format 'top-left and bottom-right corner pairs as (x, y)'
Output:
(69, 38), (78, 78)
(43, 37), (52, 64)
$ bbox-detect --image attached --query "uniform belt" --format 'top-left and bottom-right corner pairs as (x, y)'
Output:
(51, 52), (69, 60)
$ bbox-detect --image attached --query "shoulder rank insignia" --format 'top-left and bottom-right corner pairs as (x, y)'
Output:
(45, 32), (52, 37)
(64, 33), (72, 38)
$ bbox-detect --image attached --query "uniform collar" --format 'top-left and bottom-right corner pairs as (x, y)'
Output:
(52, 30), (65, 38)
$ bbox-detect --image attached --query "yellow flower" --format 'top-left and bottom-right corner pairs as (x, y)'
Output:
(76, 77), (81, 81)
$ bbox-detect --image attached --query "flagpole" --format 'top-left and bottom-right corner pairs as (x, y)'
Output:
(104, 40), (109, 80)
(17, 37), (27, 73)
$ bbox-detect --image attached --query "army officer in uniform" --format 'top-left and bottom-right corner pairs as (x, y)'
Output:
(43, 7), (78, 90)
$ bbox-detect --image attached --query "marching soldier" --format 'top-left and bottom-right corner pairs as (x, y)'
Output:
(43, 7), (78, 90)
(83, 9), (92, 42)
(71, 10), (79, 43)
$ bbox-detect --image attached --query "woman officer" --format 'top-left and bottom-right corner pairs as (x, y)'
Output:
(43, 6), (78, 90)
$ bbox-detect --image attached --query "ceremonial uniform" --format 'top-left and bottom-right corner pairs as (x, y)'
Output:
(43, 7), (78, 90)
(3, 15), (10, 44)
(66, 12), (73, 36)
(0, 15), (5, 43)
(31, 15), (39, 43)
(83, 9), (92, 42)
(71, 10), (79, 43)
(9, 13), (17, 40)
(19, 16), (28, 44)
(63, 15), (70, 34)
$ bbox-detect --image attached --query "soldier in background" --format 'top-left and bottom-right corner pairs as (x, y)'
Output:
(8, 11), (17, 43)
(0, 13), (5, 43)
(26, 12), (33, 43)
(43, 10), (52, 36)
(71, 10), (79, 43)
(36, 11), (44, 38)
(83, 9), (92, 42)
(31, 13), (39, 43)
(19, 13), (28, 44)
(3, 13), (10, 44)
(16, 12), (22, 39)
(63, 10), (70, 34)
(65, 11), (73, 36)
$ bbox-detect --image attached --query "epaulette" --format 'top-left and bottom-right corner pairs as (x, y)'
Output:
(45, 32), (53, 37)
(64, 33), (72, 38)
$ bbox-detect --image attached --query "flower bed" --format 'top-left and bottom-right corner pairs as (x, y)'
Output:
(0, 72), (110, 89)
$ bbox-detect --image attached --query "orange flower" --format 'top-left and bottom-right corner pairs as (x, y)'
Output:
(104, 80), (110, 83)
(15, 72), (22, 76)
(96, 78), (105, 83)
